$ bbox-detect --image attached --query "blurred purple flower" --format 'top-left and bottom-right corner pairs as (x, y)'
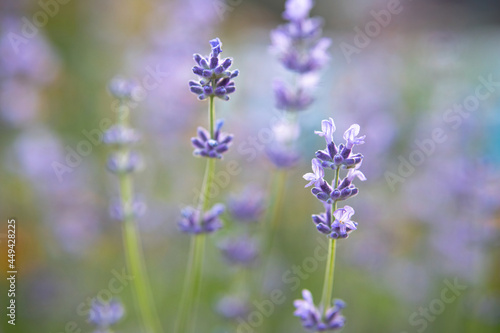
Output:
(271, 0), (330, 74)
(88, 299), (124, 329)
(216, 294), (249, 319)
(219, 235), (259, 266)
(266, 144), (301, 169)
(107, 76), (144, 101)
(294, 289), (345, 331)
(227, 189), (266, 223)
(283, 0), (313, 22)
(273, 78), (314, 111)
(0, 17), (60, 84)
(109, 198), (147, 222)
(103, 125), (141, 146)
(106, 151), (142, 174)
(178, 203), (224, 234)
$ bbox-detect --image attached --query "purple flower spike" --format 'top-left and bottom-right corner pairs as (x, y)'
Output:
(314, 117), (336, 144)
(343, 124), (366, 149)
(303, 158), (324, 188)
(189, 38), (238, 101)
(88, 299), (124, 329)
(330, 206), (358, 239)
(294, 289), (346, 331)
(178, 203), (224, 234)
(191, 119), (233, 159)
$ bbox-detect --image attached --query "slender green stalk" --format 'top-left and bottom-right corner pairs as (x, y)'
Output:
(116, 104), (162, 333)
(175, 95), (217, 333)
(320, 166), (341, 314)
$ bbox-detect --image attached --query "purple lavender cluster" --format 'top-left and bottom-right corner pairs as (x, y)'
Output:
(294, 290), (345, 331)
(303, 118), (365, 239)
(191, 119), (233, 159)
(189, 38), (239, 101)
(270, 0), (331, 111)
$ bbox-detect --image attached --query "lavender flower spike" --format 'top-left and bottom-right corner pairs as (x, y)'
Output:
(191, 119), (233, 159)
(303, 158), (324, 188)
(294, 289), (346, 331)
(190, 38), (239, 101)
(314, 117), (336, 144)
(330, 206), (358, 239)
(343, 124), (366, 149)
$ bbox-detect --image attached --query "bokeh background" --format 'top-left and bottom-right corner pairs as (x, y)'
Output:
(1, 0), (499, 332)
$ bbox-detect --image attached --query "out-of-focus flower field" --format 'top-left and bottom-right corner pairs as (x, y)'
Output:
(0, 0), (499, 332)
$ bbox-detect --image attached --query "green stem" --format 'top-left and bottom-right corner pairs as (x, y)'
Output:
(265, 170), (288, 253)
(175, 95), (217, 333)
(117, 105), (162, 333)
(320, 166), (340, 314)
(258, 169), (287, 297)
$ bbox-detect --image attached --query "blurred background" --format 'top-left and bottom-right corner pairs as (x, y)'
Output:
(0, 0), (499, 332)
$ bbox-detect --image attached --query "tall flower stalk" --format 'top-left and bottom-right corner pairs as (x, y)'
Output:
(294, 118), (366, 331)
(175, 38), (238, 333)
(104, 78), (163, 333)
(265, 0), (331, 253)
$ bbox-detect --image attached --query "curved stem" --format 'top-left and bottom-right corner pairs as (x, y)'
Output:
(175, 95), (217, 333)
(320, 166), (341, 314)
(117, 105), (162, 333)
